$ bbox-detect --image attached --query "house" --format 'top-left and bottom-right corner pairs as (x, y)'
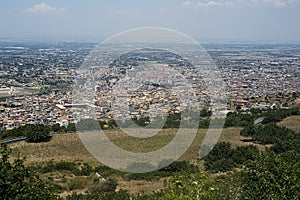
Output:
(57, 116), (69, 128)
(230, 99), (251, 108)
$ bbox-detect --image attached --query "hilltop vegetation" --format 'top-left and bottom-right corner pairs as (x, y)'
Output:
(1, 107), (299, 142)
(0, 145), (59, 200)
(0, 107), (299, 199)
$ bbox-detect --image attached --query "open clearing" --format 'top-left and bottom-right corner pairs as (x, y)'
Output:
(278, 115), (300, 132)
(11, 128), (265, 166)
(9, 127), (268, 195)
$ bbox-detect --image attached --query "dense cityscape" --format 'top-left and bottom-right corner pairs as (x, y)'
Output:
(0, 39), (299, 200)
(0, 42), (299, 131)
(1, 1), (300, 199)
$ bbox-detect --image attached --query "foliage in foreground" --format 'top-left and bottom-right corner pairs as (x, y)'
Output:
(1, 109), (300, 199)
(241, 150), (300, 199)
(66, 189), (130, 200)
(0, 145), (59, 200)
(136, 171), (243, 200)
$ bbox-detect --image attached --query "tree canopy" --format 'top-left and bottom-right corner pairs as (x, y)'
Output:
(0, 145), (59, 199)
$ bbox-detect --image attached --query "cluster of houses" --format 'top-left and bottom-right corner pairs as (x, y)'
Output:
(0, 43), (299, 132)
(0, 89), (74, 131)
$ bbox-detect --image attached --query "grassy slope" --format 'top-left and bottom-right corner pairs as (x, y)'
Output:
(278, 115), (300, 132)
(9, 127), (268, 196)
(6, 115), (299, 197)
(11, 128), (266, 165)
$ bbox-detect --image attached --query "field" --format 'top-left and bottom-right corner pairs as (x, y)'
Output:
(11, 128), (266, 166)
(11, 133), (98, 165)
(278, 115), (300, 132)
(12, 127), (264, 195)
(7, 124), (289, 196)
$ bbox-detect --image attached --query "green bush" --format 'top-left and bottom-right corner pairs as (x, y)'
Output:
(1, 124), (51, 142)
(77, 163), (94, 176)
(240, 123), (300, 149)
(123, 161), (199, 181)
(204, 142), (236, 172)
(204, 142), (259, 172)
(91, 178), (118, 192)
(240, 125), (257, 138)
(136, 172), (217, 200)
(254, 123), (297, 144)
(242, 151), (300, 199)
(55, 161), (78, 172)
(232, 145), (259, 165)
(24, 124), (51, 143)
(68, 177), (88, 190)
(66, 189), (130, 200)
(51, 123), (61, 132)
(0, 145), (59, 199)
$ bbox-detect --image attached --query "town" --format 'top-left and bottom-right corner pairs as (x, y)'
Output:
(0, 42), (299, 131)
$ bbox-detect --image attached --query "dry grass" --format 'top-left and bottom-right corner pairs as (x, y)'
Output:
(278, 115), (300, 132)
(117, 178), (166, 195)
(10, 127), (269, 196)
(219, 127), (267, 151)
(105, 129), (176, 153)
(10, 133), (99, 166)
(11, 127), (266, 165)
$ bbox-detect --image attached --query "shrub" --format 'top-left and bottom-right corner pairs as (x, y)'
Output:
(242, 151), (300, 199)
(204, 142), (236, 172)
(66, 189), (130, 200)
(55, 161), (77, 172)
(24, 124), (51, 143)
(204, 142), (259, 172)
(94, 178), (118, 192)
(68, 177), (88, 190)
(0, 145), (58, 199)
(51, 123), (61, 132)
(254, 123), (297, 144)
(240, 125), (257, 138)
(232, 145), (259, 165)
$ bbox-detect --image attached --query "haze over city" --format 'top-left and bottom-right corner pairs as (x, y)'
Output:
(1, 1), (300, 199)
(1, 0), (300, 42)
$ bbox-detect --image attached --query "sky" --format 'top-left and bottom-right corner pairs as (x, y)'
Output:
(0, 0), (300, 42)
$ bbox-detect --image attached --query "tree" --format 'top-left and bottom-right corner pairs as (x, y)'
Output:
(0, 145), (59, 199)
(236, 105), (242, 110)
(253, 123), (296, 145)
(66, 123), (76, 132)
(242, 151), (300, 199)
(24, 124), (51, 143)
(232, 145), (259, 165)
(204, 142), (236, 172)
(51, 123), (61, 133)
(240, 125), (257, 140)
(200, 109), (212, 118)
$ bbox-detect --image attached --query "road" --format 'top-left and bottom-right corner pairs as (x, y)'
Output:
(0, 137), (27, 145)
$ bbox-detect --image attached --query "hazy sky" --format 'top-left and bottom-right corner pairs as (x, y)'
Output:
(1, 0), (299, 42)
